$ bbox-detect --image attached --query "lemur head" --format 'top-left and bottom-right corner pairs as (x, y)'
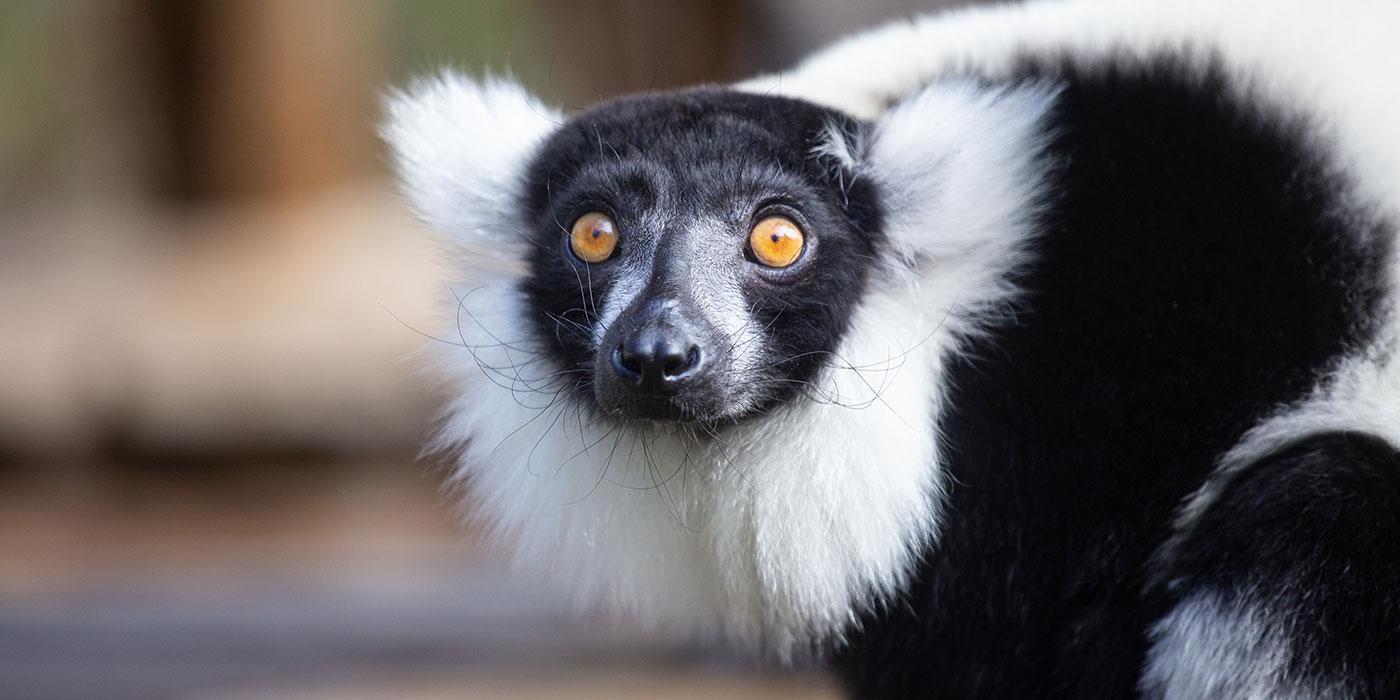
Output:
(517, 90), (884, 424)
(384, 73), (1054, 653)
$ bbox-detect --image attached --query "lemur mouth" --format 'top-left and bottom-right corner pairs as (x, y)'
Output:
(598, 389), (729, 425)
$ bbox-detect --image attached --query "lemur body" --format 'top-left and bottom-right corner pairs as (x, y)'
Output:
(385, 1), (1400, 696)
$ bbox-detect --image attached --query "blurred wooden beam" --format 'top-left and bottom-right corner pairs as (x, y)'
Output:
(535, 0), (744, 109)
(146, 0), (384, 205)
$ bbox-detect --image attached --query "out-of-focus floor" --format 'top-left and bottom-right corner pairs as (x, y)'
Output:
(0, 460), (839, 700)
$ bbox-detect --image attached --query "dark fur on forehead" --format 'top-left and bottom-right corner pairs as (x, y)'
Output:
(516, 87), (888, 420)
(521, 88), (880, 217)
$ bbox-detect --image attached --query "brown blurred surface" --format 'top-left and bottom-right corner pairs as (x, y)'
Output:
(0, 459), (840, 699)
(206, 668), (838, 700)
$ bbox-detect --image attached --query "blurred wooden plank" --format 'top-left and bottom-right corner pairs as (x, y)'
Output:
(203, 668), (840, 700)
(529, 0), (744, 109)
(145, 0), (384, 204)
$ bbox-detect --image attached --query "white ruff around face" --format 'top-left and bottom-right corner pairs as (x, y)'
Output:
(432, 279), (944, 656)
(390, 74), (1055, 655)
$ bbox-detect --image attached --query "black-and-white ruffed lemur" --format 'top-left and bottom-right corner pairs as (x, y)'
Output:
(383, 1), (1400, 697)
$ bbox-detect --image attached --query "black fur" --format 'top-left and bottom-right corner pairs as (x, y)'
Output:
(518, 89), (885, 422)
(1152, 432), (1400, 697)
(834, 58), (1393, 697)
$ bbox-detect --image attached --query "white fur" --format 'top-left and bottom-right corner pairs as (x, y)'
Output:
(864, 81), (1058, 284)
(386, 72), (1055, 655)
(1142, 591), (1350, 699)
(811, 120), (863, 175)
(381, 73), (561, 253)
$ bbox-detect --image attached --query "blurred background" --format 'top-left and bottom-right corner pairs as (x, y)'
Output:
(0, 2), (974, 698)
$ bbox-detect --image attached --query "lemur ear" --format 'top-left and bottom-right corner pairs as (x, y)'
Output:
(382, 73), (562, 245)
(860, 81), (1059, 268)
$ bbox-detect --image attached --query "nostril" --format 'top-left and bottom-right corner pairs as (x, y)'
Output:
(662, 345), (702, 379)
(612, 344), (642, 381)
(613, 333), (702, 391)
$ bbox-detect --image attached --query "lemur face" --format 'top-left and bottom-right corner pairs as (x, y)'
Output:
(517, 90), (885, 424)
(387, 72), (1056, 653)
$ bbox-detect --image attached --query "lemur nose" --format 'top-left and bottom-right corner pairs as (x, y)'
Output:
(612, 337), (702, 393)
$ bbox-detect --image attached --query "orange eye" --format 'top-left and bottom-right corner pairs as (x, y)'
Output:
(748, 216), (805, 268)
(569, 212), (618, 263)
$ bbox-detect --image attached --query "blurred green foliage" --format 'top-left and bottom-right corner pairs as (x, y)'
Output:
(385, 1), (554, 98)
(0, 4), (68, 206)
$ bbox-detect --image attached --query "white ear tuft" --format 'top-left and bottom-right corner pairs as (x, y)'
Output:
(868, 80), (1059, 268)
(812, 119), (866, 173)
(381, 73), (562, 243)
